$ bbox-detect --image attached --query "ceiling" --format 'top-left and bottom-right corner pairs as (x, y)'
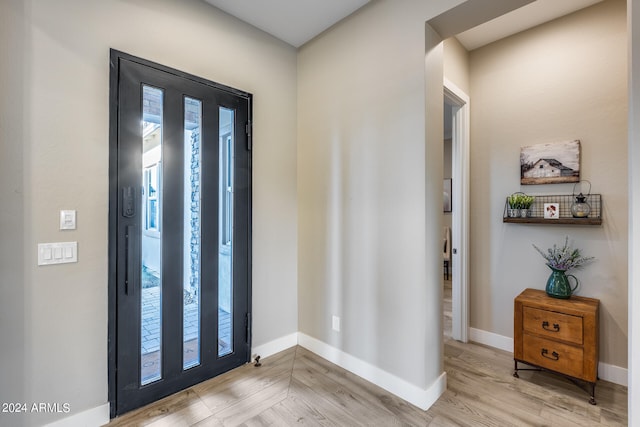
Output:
(456, 0), (603, 50)
(204, 0), (603, 50)
(204, 0), (371, 48)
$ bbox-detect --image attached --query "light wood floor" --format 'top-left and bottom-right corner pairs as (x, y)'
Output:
(107, 277), (627, 425)
(106, 341), (627, 426)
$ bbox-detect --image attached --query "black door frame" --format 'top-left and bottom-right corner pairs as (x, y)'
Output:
(108, 49), (252, 418)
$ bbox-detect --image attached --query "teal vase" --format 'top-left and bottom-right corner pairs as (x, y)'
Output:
(545, 267), (579, 299)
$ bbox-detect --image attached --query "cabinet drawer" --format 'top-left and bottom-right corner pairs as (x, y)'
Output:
(523, 306), (583, 345)
(523, 334), (584, 379)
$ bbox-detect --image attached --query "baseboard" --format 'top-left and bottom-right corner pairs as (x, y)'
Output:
(469, 327), (628, 386)
(298, 333), (446, 411)
(469, 327), (513, 352)
(598, 361), (628, 386)
(251, 332), (298, 360)
(44, 403), (109, 427)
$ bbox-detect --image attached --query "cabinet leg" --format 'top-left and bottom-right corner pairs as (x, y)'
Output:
(589, 382), (597, 405)
(513, 360), (519, 378)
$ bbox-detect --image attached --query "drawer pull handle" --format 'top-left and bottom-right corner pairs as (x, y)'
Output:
(542, 321), (560, 332)
(541, 348), (559, 361)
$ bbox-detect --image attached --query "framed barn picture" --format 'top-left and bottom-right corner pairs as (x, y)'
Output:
(520, 140), (580, 185)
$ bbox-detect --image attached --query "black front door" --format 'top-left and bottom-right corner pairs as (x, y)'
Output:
(108, 50), (252, 416)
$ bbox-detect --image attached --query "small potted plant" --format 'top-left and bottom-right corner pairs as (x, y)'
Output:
(508, 193), (522, 217)
(519, 195), (535, 218)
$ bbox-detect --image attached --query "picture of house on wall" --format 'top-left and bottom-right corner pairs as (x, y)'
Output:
(520, 140), (581, 185)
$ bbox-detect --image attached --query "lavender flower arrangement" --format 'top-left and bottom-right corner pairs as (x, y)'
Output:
(532, 237), (595, 271)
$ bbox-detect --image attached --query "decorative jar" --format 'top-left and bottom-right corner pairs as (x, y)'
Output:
(571, 181), (592, 218)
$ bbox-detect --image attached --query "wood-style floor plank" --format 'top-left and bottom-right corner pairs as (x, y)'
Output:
(214, 377), (290, 427)
(295, 347), (432, 426)
(107, 388), (210, 427)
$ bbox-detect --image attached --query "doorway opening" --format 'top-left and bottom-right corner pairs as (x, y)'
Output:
(443, 78), (470, 343)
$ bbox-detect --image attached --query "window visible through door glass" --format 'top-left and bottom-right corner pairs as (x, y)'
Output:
(218, 107), (234, 357)
(141, 85), (163, 385)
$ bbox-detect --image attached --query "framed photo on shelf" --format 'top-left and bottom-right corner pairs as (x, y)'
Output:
(544, 203), (560, 219)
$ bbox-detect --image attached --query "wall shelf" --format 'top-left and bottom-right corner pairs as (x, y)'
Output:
(503, 194), (602, 225)
(503, 216), (602, 225)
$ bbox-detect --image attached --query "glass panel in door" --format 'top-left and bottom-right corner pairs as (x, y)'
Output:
(141, 85), (163, 386)
(218, 107), (234, 357)
(183, 97), (202, 369)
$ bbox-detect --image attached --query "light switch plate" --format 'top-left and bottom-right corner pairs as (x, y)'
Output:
(38, 242), (78, 266)
(60, 210), (77, 230)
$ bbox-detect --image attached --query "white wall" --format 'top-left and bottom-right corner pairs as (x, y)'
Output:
(0, 0), (298, 425)
(443, 37), (470, 95)
(0, 0), (27, 421)
(469, 0), (628, 368)
(297, 0), (467, 394)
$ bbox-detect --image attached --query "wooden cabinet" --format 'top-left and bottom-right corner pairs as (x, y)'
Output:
(513, 288), (599, 404)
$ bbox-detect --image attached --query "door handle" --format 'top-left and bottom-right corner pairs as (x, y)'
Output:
(122, 187), (136, 218)
(125, 225), (135, 295)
